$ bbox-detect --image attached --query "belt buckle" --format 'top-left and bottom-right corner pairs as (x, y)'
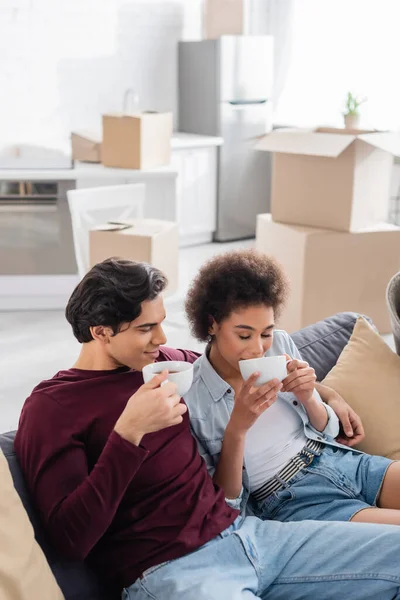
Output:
(301, 449), (314, 467)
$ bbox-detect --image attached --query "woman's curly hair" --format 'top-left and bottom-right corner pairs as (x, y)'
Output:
(185, 249), (289, 342)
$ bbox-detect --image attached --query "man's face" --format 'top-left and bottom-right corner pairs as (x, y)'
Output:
(105, 295), (167, 371)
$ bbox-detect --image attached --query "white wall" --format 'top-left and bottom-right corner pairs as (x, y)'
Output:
(0, 0), (203, 152)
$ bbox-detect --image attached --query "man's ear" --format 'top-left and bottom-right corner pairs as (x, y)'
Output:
(90, 325), (113, 343)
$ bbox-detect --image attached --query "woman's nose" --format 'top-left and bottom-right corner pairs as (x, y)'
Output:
(250, 338), (264, 357)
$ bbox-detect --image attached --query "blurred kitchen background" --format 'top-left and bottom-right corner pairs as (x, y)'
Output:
(1, 0), (400, 430)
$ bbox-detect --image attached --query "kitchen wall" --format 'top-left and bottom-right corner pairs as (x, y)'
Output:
(0, 0), (203, 152)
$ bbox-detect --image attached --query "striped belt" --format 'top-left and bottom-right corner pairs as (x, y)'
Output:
(251, 439), (325, 503)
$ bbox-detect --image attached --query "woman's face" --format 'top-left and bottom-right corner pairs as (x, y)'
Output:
(209, 304), (275, 375)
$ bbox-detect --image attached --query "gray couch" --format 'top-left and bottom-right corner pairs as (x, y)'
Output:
(0, 312), (365, 600)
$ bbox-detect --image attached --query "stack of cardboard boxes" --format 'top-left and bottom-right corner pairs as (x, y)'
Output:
(255, 127), (400, 333)
(203, 0), (245, 38)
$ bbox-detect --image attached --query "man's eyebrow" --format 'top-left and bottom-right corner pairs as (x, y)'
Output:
(134, 315), (167, 329)
(234, 324), (275, 331)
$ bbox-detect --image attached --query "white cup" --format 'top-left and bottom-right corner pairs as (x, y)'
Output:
(142, 361), (194, 397)
(238, 355), (288, 387)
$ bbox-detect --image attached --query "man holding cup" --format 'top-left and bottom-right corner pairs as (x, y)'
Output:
(15, 258), (400, 600)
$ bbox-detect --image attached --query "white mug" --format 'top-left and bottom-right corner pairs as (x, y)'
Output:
(239, 355), (288, 387)
(142, 361), (194, 397)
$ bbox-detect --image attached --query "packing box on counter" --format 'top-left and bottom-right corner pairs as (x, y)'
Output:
(256, 213), (400, 333)
(256, 127), (400, 231)
(89, 219), (178, 294)
(71, 132), (102, 163)
(203, 0), (244, 39)
(102, 112), (173, 170)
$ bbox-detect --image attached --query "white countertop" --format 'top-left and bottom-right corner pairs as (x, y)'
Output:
(0, 133), (222, 180)
(0, 164), (176, 181)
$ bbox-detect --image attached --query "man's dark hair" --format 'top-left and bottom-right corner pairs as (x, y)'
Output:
(185, 249), (289, 342)
(66, 258), (167, 343)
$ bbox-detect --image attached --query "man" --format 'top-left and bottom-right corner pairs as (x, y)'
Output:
(15, 259), (400, 600)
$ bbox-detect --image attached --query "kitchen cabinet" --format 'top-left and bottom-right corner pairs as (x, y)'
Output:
(170, 144), (218, 246)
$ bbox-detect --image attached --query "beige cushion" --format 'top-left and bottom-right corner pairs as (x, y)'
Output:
(322, 316), (400, 459)
(0, 448), (64, 600)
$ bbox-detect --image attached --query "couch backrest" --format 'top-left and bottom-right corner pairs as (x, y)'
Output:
(291, 311), (371, 381)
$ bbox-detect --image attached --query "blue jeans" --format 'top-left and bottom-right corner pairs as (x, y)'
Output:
(256, 445), (392, 523)
(122, 515), (400, 599)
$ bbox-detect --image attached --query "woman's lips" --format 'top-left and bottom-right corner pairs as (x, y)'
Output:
(145, 350), (160, 359)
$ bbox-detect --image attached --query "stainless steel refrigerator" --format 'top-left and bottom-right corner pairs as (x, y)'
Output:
(178, 36), (273, 241)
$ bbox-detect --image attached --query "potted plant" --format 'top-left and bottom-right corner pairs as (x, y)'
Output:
(343, 92), (367, 129)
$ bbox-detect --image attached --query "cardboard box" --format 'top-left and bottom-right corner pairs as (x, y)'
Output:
(89, 219), (178, 295)
(102, 112), (173, 170)
(71, 132), (102, 163)
(256, 213), (400, 333)
(256, 127), (400, 231)
(203, 0), (244, 38)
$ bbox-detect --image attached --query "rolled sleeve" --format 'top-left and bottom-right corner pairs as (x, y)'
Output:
(320, 402), (340, 438)
(225, 487), (243, 510)
(286, 333), (340, 439)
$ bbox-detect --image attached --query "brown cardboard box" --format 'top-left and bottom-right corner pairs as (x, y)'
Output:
(89, 219), (178, 294)
(256, 213), (400, 333)
(71, 131), (102, 163)
(203, 0), (244, 38)
(256, 127), (400, 231)
(102, 112), (173, 170)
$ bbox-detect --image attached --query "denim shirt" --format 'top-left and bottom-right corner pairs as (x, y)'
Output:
(185, 329), (357, 515)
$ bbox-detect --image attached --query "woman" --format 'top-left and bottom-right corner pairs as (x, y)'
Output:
(184, 249), (400, 525)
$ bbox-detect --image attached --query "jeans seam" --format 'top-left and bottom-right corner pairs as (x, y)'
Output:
(139, 580), (159, 600)
(232, 531), (261, 590)
(374, 460), (394, 506)
(141, 560), (170, 579)
(273, 573), (400, 584)
(261, 492), (295, 520)
(307, 464), (357, 499)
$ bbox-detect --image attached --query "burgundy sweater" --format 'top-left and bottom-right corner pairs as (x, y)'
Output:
(14, 347), (238, 591)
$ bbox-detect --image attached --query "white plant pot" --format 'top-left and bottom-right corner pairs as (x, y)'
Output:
(344, 114), (360, 129)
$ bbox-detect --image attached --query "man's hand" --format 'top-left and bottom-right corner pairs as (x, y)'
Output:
(281, 356), (317, 405)
(324, 390), (365, 447)
(114, 370), (186, 446)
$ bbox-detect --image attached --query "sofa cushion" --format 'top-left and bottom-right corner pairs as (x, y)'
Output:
(291, 312), (370, 381)
(322, 316), (400, 459)
(0, 446), (64, 599)
(0, 431), (112, 600)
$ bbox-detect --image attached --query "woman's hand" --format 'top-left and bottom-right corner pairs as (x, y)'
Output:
(227, 373), (282, 437)
(281, 357), (317, 405)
